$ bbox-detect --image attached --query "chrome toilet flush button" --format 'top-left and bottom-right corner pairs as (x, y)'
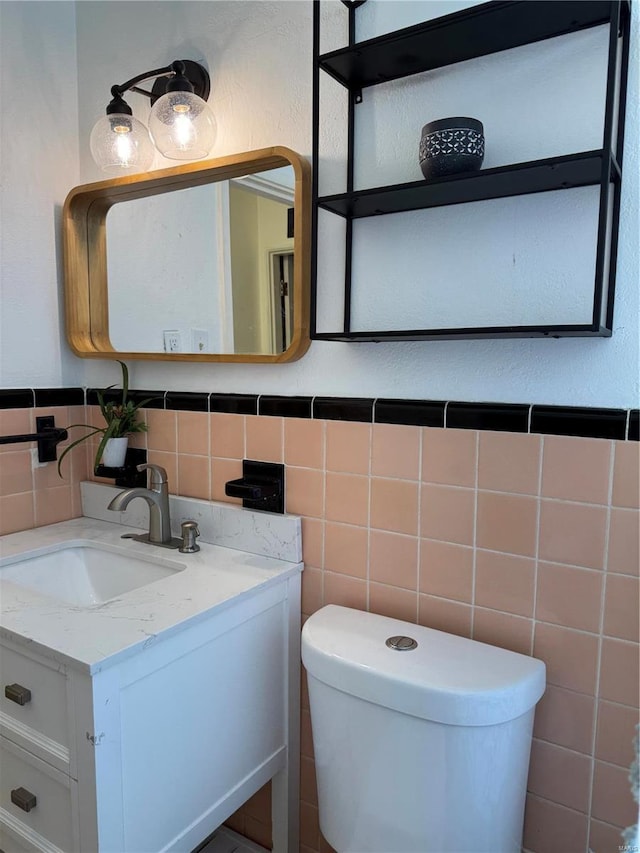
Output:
(385, 635), (418, 651)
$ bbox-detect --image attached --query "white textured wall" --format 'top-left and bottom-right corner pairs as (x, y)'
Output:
(0, 2), (81, 388)
(0, 1), (637, 408)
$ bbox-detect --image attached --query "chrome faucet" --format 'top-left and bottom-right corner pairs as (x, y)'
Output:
(108, 463), (179, 548)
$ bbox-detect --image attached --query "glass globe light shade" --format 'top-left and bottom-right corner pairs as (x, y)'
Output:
(148, 90), (216, 160)
(90, 113), (155, 175)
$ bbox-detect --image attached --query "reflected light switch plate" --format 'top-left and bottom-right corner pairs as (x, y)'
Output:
(191, 329), (209, 352)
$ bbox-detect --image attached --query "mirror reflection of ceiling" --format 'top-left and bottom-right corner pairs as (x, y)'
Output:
(106, 167), (295, 355)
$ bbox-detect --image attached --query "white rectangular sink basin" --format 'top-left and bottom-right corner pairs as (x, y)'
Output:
(0, 541), (185, 606)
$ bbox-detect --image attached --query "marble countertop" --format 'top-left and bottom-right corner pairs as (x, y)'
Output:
(0, 517), (303, 675)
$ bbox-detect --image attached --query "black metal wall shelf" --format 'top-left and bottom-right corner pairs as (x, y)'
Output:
(317, 150), (618, 219)
(319, 1), (621, 92)
(310, 0), (632, 341)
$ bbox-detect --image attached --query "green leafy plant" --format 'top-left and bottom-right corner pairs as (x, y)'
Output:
(57, 361), (152, 476)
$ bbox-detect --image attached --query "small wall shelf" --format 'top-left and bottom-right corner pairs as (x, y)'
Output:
(311, 0), (632, 341)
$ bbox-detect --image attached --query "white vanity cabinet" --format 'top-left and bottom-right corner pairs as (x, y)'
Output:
(0, 513), (303, 853)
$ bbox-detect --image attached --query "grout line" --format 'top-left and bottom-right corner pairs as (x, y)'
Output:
(531, 433), (544, 655)
(527, 403), (533, 433)
(625, 408), (630, 440)
(443, 400), (449, 428)
(416, 427), (424, 623)
(470, 429), (479, 637)
(585, 440), (618, 843)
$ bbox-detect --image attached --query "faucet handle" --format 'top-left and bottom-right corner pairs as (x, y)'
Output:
(136, 463), (168, 487)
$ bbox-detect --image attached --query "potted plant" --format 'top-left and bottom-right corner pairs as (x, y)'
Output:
(58, 361), (151, 476)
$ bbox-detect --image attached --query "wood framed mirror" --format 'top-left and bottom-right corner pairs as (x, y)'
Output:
(63, 146), (311, 362)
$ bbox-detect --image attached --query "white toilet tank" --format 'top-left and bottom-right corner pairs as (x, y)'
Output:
(301, 605), (546, 853)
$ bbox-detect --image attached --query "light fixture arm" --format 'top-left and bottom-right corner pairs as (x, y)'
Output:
(105, 60), (210, 115)
(112, 63), (176, 99)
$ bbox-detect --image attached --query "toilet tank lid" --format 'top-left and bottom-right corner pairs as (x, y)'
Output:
(301, 606), (546, 727)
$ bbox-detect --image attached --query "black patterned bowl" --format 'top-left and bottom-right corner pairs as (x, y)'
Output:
(419, 117), (485, 179)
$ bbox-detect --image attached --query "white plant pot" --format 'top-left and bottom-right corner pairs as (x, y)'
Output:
(100, 436), (128, 468)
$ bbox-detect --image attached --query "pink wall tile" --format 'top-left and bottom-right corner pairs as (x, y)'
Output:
(324, 522), (368, 578)
(300, 801), (320, 851)
(370, 478), (418, 535)
(210, 413), (244, 459)
(523, 795), (588, 853)
(608, 509), (640, 576)
(541, 436), (612, 504)
(527, 739), (591, 812)
(418, 594), (472, 637)
(323, 571), (367, 611)
(287, 467), (324, 518)
(177, 454), (210, 500)
(369, 530), (418, 589)
(0, 409), (32, 450)
(536, 562), (603, 633)
(591, 760), (638, 828)
(301, 707), (314, 760)
(420, 484), (475, 545)
(588, 818), (628, 853)
(301, 567), (323, 617)
(285, 418), (324, 469)
(325, 473), (368, 526)
(533, 685), (595, 755)
(371, 423), (420, 479)
(475, 550), (535, 616)
(422, 427), (477, 488)
(603, 573), (639, 642)
(595, 700), (639, 768)
(534, 622), (599, 695)
(146, 409), (177, 452)
(326, 420), (370, 474)
(478, 431), (541, 495)
(476, 491), (537, 556)
(599, 638), (640, 708)
(612, 441), (639, 508)
(419, 539), (473, 603)
(368, 582), (417, 623)
(472, 608), (532, 655)
(34, 485), (73, 527)
(0, 492), (34, 534)
(0, 451), (32, 496)
(539, 500), (607, 569)
(301, 518), (324, 568)
(301, 755), (318, 807)
(177, 411), (209, 456)
(246, 415), (283, 462)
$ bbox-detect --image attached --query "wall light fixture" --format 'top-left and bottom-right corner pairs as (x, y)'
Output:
(90, 60), (216, 175)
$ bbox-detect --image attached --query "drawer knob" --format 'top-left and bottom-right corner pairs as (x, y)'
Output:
(4, 683), (32, 705)
(11, 787), (37, 812)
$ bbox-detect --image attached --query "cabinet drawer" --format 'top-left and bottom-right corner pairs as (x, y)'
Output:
(0, 646), (69, 767)
(0, 736), (75, 852)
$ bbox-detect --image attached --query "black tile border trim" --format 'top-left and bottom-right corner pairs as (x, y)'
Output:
(2, 390), (638, 440)
(530, 405), (627, 441)
(447, 402), (530, 433)
(164, 392), (209, 412)
(259, 396), (313, 418)
(209, 394), (258, 415)
(33, 388), (84, 407)
(313, 397), (374, 422)
(375, 399), (445, 427)
(0, 389), (35, 409)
